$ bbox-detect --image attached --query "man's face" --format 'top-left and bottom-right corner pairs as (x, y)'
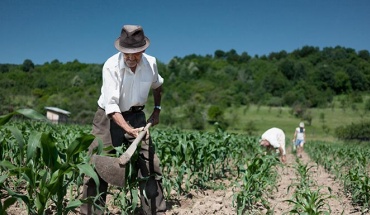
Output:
(123, 51), (143, 68)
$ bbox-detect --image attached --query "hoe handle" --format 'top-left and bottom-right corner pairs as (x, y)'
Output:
(119, 122), (152, 165)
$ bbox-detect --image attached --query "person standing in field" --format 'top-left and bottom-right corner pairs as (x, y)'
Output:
(259, 127), (287, 163)
(80, 25), (166, 215)
(292, 122), (306, 158)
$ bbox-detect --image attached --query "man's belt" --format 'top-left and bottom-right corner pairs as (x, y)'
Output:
(128, 105), (145, 112)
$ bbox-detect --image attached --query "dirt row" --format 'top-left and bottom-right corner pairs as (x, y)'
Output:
(266, 151), (363, 215)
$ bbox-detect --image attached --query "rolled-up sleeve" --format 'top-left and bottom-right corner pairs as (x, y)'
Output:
(101, 61), (122, 115)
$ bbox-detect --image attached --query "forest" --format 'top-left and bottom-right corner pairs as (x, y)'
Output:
(1, 45), (370, 132)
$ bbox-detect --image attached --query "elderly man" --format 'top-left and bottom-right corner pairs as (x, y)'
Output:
(259, 127), (287, 163)
(81, 25), (166, 215)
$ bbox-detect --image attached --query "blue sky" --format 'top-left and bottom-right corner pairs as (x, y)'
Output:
(1, 0), (369, 65)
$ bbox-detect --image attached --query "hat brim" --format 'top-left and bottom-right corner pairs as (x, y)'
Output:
(114, 37), (150, 53)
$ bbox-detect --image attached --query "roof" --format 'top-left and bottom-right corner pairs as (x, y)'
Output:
(45, 106), (71, 115)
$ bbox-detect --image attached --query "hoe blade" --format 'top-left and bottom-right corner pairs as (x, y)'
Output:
(92, 155), (126, 187)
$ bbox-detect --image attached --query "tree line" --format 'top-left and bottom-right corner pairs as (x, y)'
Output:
(1, 45), (369, 128)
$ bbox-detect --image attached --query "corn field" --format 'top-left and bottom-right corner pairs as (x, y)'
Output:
(1, 109), (370, 214)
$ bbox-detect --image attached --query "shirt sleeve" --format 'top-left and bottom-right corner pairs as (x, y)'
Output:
(101, 57), (122, 115)
(145, 54), (164, 89)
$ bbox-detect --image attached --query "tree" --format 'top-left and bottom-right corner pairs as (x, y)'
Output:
(292, 46), (320, 58)
(22, 59), (34, 72)
(333, 71), (351, 94)
(358, 50), (370, 61)
(0, 64), (9, 73)
(279, 59), (295, 80)
(346, 65), (368, 91)
(214, 50), (226, 59)
(225, 49), (239, 63)
(239, 52), (251, 63)
(207, 105), (224, 122)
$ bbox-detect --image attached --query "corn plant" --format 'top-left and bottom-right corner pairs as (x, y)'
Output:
(0, 174), (17, 215)
(306, 140), (370, 212)
(285, 186), (333, 215)
(344, 167), (370, 211)
(293, 159), (316, 188)
(153, 128), (256, 196)
(233, 154), (279, 214)
(285, 157), (333, 214)
(0, 109), (99, 214)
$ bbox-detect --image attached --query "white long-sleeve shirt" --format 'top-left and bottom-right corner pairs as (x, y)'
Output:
(261, 127), (286, 155)
(97, 52), (163, 115)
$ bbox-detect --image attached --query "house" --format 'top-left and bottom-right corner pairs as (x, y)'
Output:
(45, 107), (71, 124)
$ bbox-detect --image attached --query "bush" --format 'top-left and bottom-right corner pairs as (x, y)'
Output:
(335, 121), (370, 141)
(365, 98), (370, 111)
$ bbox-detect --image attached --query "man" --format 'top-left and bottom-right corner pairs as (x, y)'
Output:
(292, 122), (306, 158)
(81, 25), (166, 215)
(259, 127), (287, 163)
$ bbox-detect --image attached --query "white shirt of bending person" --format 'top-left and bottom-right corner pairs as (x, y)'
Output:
(261, 127), (286, 155)
(97, 52), (163, 115)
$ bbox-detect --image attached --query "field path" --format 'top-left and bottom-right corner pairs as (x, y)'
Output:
(266, 148), (362, 215)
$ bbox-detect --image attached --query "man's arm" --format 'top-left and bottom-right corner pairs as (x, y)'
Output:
(148, 85), (162, 126)
(109, 112), (142, 138)
(279, 146), (286, 163)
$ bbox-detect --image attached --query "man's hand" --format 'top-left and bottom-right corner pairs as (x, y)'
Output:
(147, 109), (160, 126)
(281, 155), (287, 163)
(126, 127), (143, 139)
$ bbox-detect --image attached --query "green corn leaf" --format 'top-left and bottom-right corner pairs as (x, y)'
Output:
(49, 169), (61, 186)
(65, 199), (83, 210)
(0, 160), (16, 170)
(27, 131), (42, 162)
(5, 187), (31, 208)
(35, 194), (46, 212)
(0, 112), (15, 126)
(131, 189), (139, 210)
(5, 126), (25, 153)
(16, 109), (48, 121)
(66, 133), (95, 160)
(0, 197), (17, 214)
(0, 175), (8, 184)
(47, 170), (66, 196)
(40, 132), (60, 170)
(39, 170), (48, 194)
(19, 167), (35, 187)
(77, 163), (100, 187)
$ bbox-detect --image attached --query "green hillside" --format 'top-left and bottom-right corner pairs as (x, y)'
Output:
(1, 46), (370, 141)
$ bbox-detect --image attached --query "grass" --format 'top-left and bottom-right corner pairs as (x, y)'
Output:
(224, 102), (370, 142)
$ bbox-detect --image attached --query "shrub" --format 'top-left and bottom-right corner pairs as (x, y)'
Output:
(335, 121), (370, 141)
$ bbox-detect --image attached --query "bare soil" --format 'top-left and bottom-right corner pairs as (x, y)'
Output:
(4, 150), (365, 214)
(264, 150), (363, 215)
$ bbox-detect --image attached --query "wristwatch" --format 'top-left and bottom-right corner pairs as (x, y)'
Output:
(154, 106), (161, 110)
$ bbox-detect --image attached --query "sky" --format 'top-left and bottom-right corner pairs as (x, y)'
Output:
(1, 0), (370, 65)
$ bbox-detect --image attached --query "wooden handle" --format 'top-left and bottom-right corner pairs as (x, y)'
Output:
(119, 122), (152, 165)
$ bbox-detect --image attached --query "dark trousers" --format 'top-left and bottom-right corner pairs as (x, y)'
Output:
(80, 107), (166, 214)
